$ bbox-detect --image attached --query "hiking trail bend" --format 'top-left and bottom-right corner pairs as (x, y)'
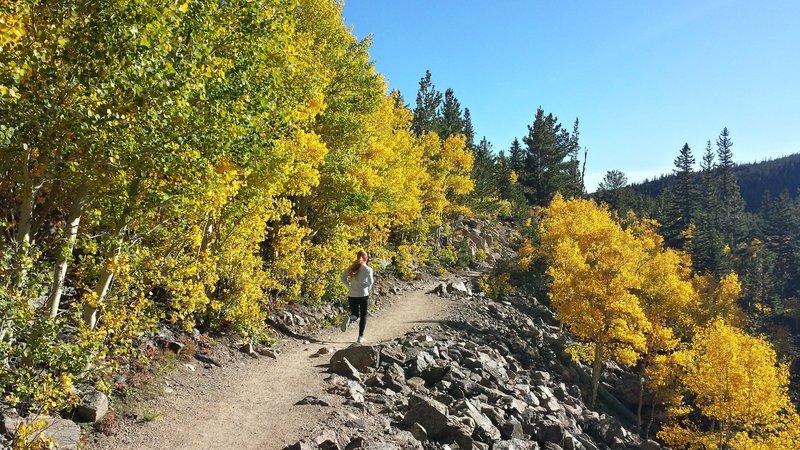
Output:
(91, 281), (451, 450)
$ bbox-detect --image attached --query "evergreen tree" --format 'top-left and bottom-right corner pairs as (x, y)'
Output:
(509, 138), (524, 173)
(760, 191), (800, 306)
(495, 150), (528, 219)
(412, 70), (442, 136)
(663, 143), (698, 248)
(519, 108), (577, 206)
(471, 137), (498, 200)
(596, 170), (633, 213)
(462, 108), (475, 150)
(440, 88), (464, 140)
(565, 118), (585, 196)
(715, 127), (746, 246)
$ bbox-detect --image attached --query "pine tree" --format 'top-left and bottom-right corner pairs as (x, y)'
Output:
(509, 138), (524, 173)
(520, 108), (575, 206)
(411, 70), (442, 136)
(471, 137), (497, 200)
(564, 118), (584, 197)
(715, 127), (746, 247)
(596, 170), (633, 213)
(760, 191), (800, 305)
(495, 150), (528, 219)
(440, 88), (464, 140)
(462, 108), (475, 150)
(663, 143), (697, 248)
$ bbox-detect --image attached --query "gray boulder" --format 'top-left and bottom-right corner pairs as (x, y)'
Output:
(331, 345), (380, 374)
(455, 400), (501, 443)
(76, 388), (109, 423)
(447, 280), (471, 296)
(3, 416), (80, 450)
(494, 440), (539, 450)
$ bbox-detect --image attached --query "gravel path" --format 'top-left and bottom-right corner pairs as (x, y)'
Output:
(91, 281), (450, 450)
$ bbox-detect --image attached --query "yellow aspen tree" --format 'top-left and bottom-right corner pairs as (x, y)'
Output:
(659, 319), (796, 449)
(539, 195), (651, 405)
(692, 272), (745, 327)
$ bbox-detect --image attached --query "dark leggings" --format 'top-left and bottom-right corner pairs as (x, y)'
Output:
(348, 296), (369, 336)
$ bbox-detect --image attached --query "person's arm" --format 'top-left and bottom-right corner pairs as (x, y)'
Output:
(366, 267), (374, 290)
(340, 269), (350, 286)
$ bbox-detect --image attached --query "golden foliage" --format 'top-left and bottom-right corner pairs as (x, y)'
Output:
(659, 319), (797, 449)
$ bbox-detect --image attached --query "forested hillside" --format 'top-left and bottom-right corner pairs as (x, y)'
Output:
(631, 152), (800, 212)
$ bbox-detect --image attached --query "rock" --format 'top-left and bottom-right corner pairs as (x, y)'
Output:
(256, 347), (279, 359)
(447, 280), (471, 296)
(493, 440), (539, 450)
(333, 357), (363, 382)
(532, 371), (551, 384)
(573, 434), (600, 450)
(313, 429), (349, 450)
(636, 440), (662, 450)
(193, 352), (222, 367)
(240, 342), (255, 354)
(284, 440), (315, 450)
(542, 444), (564, 450)
(344, 413), (367, 430)
(295, 396), (330, 407)
(537, 420), (566, 445)
(381, 347), (407, 366)
(76, 388), (109, 423)
(589, 416), (629, 445)
(3, 416), (81, 450)
(409, 422), (428, 442)
(430, 282), (449, 296)
(331, 345), (380, 373)
(347, 380), (366, 403)
(406, 377), (428, 393)
(409, 351), (435, 376)
(310, 347), (337, 358)
(507, 398), (530, 415)
(166, 340), (185, 354)
(382, 363), (407, 393)
(345, 437), (366, 450)
(455, 400), (501, 443)
(500, 419), (526, 439)
(402, 395), (451, 440)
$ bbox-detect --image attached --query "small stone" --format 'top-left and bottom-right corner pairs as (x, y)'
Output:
(257, 348), (279, 359)
(240, 343), (255, 354)
(166, 340), (185, 354)
(295, 396), (330, 407)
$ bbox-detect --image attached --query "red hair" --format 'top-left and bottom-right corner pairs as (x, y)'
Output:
(348, 250), (368, 279)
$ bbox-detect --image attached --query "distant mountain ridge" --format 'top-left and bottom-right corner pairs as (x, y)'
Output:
(631, 153), (800, 212)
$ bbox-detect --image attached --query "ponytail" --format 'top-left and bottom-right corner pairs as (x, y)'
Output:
(348, 250), (368, 280)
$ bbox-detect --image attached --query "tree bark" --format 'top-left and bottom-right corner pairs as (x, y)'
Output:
(591, 341), (604, 407)
(14, 161), (34, 269)
(45, 184), (87, 318)
(637, 375), (644, 434)
(82, 175), (141, 330)
(82, 264), (114, 330)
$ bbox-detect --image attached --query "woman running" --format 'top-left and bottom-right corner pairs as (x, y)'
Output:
(340, 250), (374, 343)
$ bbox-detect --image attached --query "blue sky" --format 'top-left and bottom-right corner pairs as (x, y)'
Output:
(341, 1), (800, 191)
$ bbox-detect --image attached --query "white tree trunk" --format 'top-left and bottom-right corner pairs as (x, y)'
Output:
(45, 185), (87, 318)
(15, 167), (33, 261)
(83, 266), (114, 330)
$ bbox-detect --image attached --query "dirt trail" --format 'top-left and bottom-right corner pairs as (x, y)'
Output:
(92, 281), (450, 450)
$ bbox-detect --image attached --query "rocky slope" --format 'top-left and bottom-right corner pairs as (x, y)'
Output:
(285, 283), (665, 450)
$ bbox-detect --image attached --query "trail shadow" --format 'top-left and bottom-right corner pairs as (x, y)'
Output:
(265, 318), (323, 343)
